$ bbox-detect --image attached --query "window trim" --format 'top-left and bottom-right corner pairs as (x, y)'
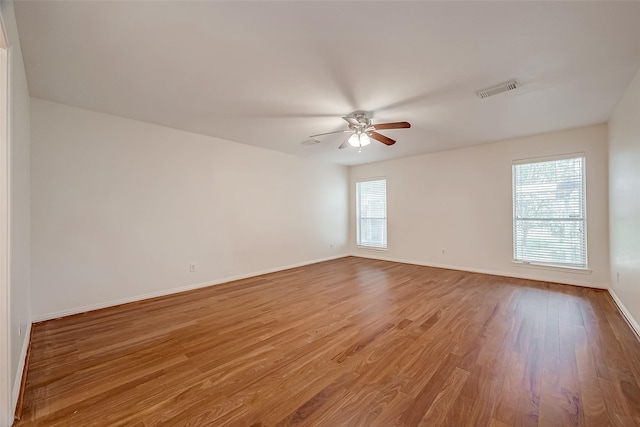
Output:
(511, 153), (588, 270)
(511, 260), (592, 274)
(355, 177), (388, 250)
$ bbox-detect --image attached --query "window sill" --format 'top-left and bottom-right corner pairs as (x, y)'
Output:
(511, 261), (592, 275)
(355, 245), (388, 252)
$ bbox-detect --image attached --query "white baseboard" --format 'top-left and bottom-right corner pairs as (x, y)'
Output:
(609, 288), (640, 340)
(32, 252), (608, 323)
(32, 254), (349, 322)
(350, 252), (607, 289)
(11, 322), (31, 415)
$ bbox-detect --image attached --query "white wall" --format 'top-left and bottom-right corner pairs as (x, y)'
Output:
(609, 67), (640, 333)
(0, 1), (31, 423)
(350, 124), (610, 288)
(30, 99), (348, 320)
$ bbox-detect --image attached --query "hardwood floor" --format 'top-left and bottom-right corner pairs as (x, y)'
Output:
(15, 257), (640, 426)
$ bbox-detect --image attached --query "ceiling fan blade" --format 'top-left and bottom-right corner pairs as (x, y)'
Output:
(372, 121), (411, 130)
(309, 129), (350, 138)
(338, 133), (352, 149)
(342, 116), (360, 127)
(370, 132), (396, 146)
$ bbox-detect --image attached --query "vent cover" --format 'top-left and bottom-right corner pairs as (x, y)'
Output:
(476, 80), (519, 99)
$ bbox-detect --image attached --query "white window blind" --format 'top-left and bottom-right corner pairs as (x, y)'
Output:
(513, 155), (587, 268)
(356, 179), (387, 248)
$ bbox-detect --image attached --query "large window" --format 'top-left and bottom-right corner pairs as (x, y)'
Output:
(513, 155), (587, 268)
(356, 179), (387, 248)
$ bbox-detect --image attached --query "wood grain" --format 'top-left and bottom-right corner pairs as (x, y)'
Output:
(14, 257), (640, 426)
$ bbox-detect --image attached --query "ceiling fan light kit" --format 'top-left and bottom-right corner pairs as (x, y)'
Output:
(348, 133), (371, 148)
(309, 111), (411, 151)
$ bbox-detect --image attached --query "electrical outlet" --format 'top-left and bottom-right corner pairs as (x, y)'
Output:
(18, 324), (21, 336)
(190, 263), (197, 273)
(617, 272), (620, 283)
(441, 248), (445, 255)
(330, 244), (333, 249)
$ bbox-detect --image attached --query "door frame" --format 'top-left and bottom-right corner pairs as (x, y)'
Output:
(0, 12), (10, 427)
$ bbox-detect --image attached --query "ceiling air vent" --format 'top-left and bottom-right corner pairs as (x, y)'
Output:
(476, 80), (519, 99)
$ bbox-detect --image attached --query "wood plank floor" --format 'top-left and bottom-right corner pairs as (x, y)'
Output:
(15, 257), (640, 426)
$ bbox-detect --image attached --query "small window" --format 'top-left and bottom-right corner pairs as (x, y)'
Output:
(512, 155), (587, 268)
(356, 179), (387, 249)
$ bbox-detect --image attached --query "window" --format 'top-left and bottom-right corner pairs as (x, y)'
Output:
(356, 179), (387, 248)
(513, 155), (586, 268)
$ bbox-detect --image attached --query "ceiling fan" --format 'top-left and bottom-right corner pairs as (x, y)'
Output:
(310, 111), (411, 150)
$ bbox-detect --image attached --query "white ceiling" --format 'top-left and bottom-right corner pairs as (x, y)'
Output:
(14, 1), (640, 165)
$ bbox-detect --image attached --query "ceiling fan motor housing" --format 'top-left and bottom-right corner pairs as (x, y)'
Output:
(346, 111), (372, 132)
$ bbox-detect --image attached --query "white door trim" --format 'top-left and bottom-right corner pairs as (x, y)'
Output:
(0, 12), (10, 427)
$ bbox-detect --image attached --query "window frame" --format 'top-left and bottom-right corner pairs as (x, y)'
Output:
(511, 153), (588, 270)
(355, 178), (388, 250)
